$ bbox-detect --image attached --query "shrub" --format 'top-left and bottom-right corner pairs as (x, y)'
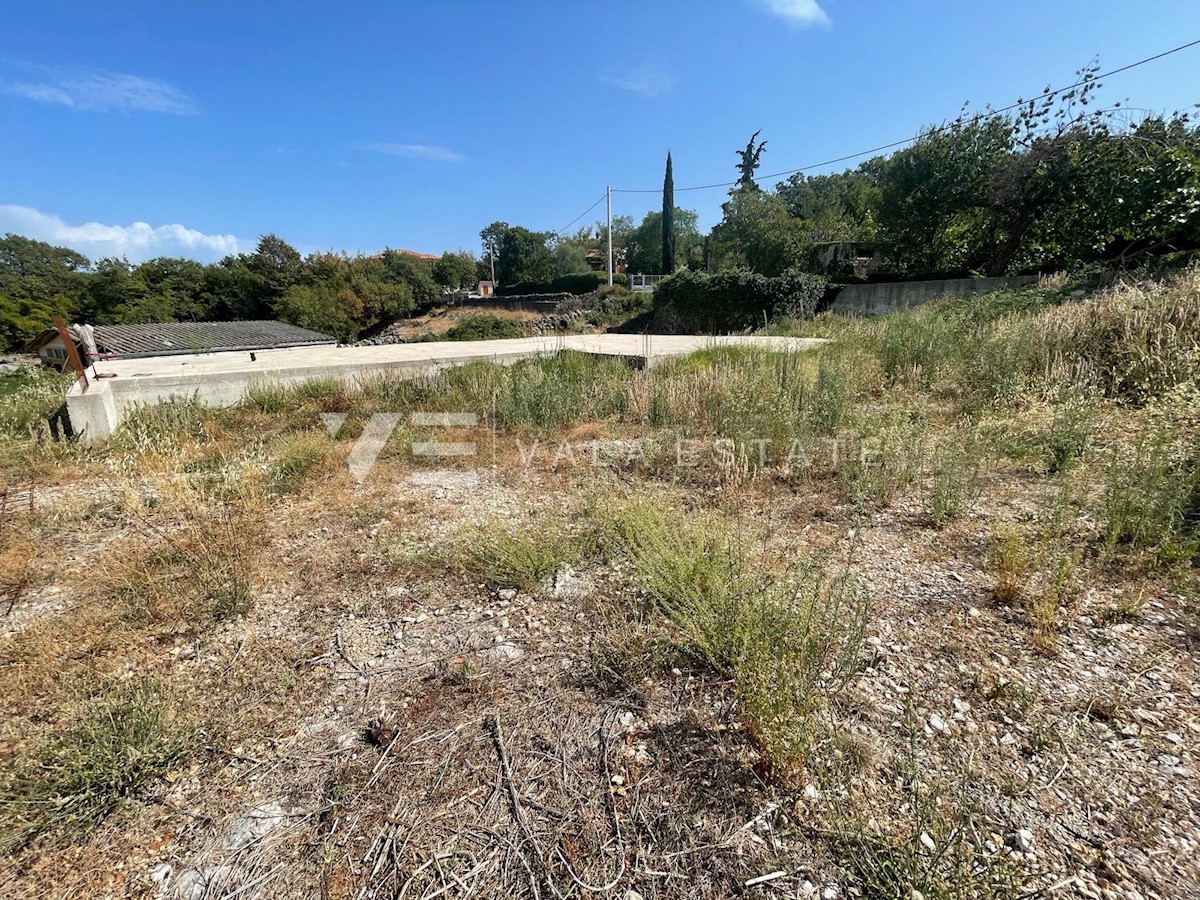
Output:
(268, 431), (332, 493)
(496, 351), (631, 429)
(495, 272), (627, 296)
(839, 412), (928, 507)
(1031, 269), (1200, 403)
(926, 428), (982, 526)
(1042, 396), (1095, 474)
(986, 526), (1030, 606)
(1103, 427), (1199, 562)
(445, 520), (579, 589)
(0, 680), (190, 852)
(0, 368), (72, 439)
(111, 470), (265, 623)
(597, 500), (869, 775)
(444, 315), (526, 341)
(653, 268), (829, 332)
(111, 397), (214, 455)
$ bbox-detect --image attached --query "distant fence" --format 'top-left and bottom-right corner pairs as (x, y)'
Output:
(830, 275), (1038, 316)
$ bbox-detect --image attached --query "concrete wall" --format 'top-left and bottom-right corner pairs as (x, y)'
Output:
(830, 275), (1038, 317)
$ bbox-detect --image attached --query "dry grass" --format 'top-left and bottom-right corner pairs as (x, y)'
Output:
(102, 467), (268, 625)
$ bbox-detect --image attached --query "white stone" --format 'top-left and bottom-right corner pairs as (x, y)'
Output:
(1009, 828), (1035, 853)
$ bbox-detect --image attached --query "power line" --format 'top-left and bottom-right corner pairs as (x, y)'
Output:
(555, 193), (608, 235)
(611, 37), (1200, 194)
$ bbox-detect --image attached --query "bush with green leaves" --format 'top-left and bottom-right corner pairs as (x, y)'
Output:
(653, 268), (829, 332)
(495, 272), (627, 297)
(925, 427), (982, 526)
(1103, 427), (1199, 562)
(444, 315), (526, 341)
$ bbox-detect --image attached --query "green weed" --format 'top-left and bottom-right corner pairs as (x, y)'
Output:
(0, 680), (190, 852)
(598, 500), (868, 775)
(925, 427), (982, 526)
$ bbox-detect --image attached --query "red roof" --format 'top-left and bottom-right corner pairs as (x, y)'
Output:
(380, 248), (439, 260)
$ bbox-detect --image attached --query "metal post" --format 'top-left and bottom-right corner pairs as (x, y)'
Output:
(606, 185), (613, 286)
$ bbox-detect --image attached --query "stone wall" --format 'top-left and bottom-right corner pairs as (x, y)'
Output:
(829, 275), (1038, 317)
(448, 294), (574, 314)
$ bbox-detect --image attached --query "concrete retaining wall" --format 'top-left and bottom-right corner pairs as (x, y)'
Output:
(830, 276), (1038, 317)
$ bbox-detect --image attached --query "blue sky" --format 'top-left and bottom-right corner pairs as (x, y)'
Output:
(2, 1), (1198, 263)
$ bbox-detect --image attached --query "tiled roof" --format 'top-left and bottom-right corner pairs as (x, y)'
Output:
(370, 248), (439, 260)
(92, 320), (336, 358)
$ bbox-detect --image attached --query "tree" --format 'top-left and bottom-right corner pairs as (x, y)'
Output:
(135, 257), (208, 320)
(874, 117), (1012, 276)
(627, 209), (703, 275)
(550, 232), (591, 278)
(85, 258), (151, 322)
(246, 234), (304, 300)
(662, 151), (676, 274)
(380, 250), (440, 305)
(0, 234), (89, 306)
(0, 293), (66, 348)
(735, 130), (768, 192)
(595, 215), (633, 271)
(776, 169), (881, 244)
(433, 251), (478, 290)
(479, 221), (509, 280)
(711, 190), (805, 276)
(496, 226), (553, 285)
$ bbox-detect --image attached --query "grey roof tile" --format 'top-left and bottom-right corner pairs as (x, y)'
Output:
(92, 320), (335, 357)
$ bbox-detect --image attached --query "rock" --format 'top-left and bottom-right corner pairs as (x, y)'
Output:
(821, 885), (840, 900)
(1007, 828), (1035, 854)
(224, 800), (287, 851)
(485, 641), (524, 662)
(624, 891), (644, 900)
(149, 862), (172, 885)
(498, 588), (518, 601)
(797, 881), (817, 899)
(928, 714), (948, 733)
(173, 867), (220, 900)
(549, 565), (587, 599)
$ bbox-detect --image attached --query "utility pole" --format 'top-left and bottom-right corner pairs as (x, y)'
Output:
(606, 185), (613, 286)
(488, 240), (496, 285)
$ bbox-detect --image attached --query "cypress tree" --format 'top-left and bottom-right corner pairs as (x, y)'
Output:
(661, 151), (675, 275)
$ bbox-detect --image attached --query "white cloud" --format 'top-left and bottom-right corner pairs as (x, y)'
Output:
(0, 66), (196, 115)
(0, 205), (240, 263)
(602, 68), (675, 98)
(358, 142), (465, 162)
(750, 0), (830, 27)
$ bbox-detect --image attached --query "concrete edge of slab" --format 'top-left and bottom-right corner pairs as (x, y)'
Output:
(65, 335), (828, 443)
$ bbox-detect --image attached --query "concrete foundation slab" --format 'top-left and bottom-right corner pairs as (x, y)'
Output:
(65, 334), (826, 442)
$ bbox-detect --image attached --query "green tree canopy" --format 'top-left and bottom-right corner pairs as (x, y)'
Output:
(627, 208), (703, 275)
(495, 226), (553, 285)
